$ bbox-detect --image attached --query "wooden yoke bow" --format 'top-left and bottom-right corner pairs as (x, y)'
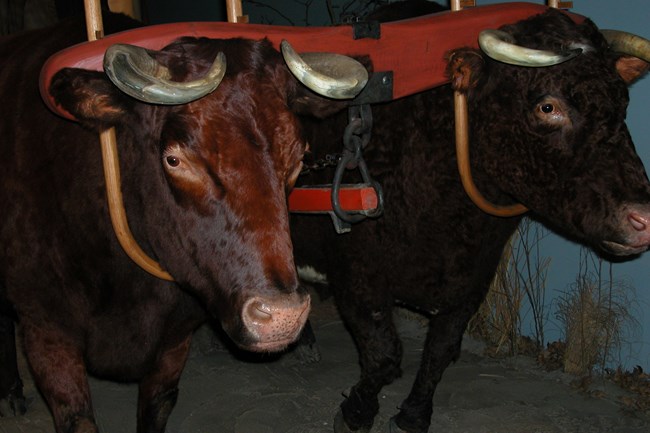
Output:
(451, 0), (528, 217)
(83, 0), (174, 280)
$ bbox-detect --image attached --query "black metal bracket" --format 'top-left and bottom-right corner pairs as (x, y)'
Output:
(351, 71), (393, 105)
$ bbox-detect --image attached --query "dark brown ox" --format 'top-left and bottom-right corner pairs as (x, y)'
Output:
(0, 13), (360, 433)
(291, 9), (650, 433)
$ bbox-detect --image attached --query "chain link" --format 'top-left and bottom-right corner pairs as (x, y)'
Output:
(300, 153), (342, 175)
(297, 104), (384, 227)
(332, 104), (384, 224)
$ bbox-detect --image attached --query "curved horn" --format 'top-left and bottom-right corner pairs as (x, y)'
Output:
(478, 29), (582, 67)
(600, 29), (650, 62)
(104, 43), (226, 104)
(281, 40), (368, 99)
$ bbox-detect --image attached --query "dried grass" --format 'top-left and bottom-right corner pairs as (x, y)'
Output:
(468, 218), (549, 356)
(468, 221), (645, 412)
(608, 366), (650, 411)
(555, 249), (639, 376)
(468, 230), (518, 356)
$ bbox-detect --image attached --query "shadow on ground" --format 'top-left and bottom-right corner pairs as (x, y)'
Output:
(1, 290), (648, 433)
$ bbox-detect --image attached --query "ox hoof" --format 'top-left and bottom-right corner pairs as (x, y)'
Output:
(0, 393), (26, 417)
(333, 409), (370, 433)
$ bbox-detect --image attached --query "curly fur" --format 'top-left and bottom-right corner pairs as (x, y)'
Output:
(292, 9), (650, 433)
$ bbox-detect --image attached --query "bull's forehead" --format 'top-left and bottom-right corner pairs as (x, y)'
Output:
(498, 52), (628, 112)
(156, 96), (305, 217)
(162, 87), (304, 174)
(501, 10), (601, 49)
(549, 60), (627, 111)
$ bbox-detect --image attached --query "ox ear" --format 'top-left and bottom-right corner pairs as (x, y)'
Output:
(446, 48), (486, 94)
(615, 56), (650, 85)
(50, 67), (136, 130)
(599, 29), (650, 84)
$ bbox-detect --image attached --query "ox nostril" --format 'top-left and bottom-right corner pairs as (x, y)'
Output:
(246, 300), (273, 325)
(239, 294), (310, 351)
(628, 212), (649, 232)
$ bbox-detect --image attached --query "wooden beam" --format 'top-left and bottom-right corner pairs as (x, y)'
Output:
(225, 0), (248, 23)
(108, 0), (139, 19)
(82, 0), (173, 280)
(548, 0), (573, 9)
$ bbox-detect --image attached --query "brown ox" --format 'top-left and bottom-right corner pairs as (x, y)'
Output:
(0, 13), (359, 433)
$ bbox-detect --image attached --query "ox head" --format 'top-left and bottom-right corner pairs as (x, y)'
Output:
(49, 38), (364, 351)
(447, 9), (650, 257)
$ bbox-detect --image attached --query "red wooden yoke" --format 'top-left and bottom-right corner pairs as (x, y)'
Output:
(39, 2), (581, 214)
(40, 2), (556, 117)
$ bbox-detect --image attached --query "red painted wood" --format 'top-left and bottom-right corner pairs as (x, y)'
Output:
(39, 3), (585, 213)
(40, 3), (585, 119)
(288, 185), (378, 212)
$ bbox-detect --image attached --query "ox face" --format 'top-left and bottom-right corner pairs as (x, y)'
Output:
(49, 38), (345, 352)
(451, 10), (650, 256)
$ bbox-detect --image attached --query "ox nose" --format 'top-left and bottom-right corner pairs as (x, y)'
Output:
(625, 204), (650, 248)
(628, 210), (649, 231)
(241, 292), (310, 352)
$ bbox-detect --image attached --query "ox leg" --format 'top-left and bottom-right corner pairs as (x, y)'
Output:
(21, 324), (97, 433)
(0, 314), (26, 417)
(336, 302), (403, 433)
(390, 305), (477, 433)
(137, 335), (192, 433)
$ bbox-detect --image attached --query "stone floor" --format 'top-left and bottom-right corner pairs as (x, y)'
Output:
(1, 292), (648, 433)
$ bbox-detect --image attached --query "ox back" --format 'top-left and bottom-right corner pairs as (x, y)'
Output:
(291, 8), (650, 433)
(0, 12), (358, 433)
(0, 13), (145, 421)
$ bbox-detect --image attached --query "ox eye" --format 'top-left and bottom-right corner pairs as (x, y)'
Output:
(165, 155), (180, 167)
(534, 96), (571, 128)
(541, 103), (554, 113)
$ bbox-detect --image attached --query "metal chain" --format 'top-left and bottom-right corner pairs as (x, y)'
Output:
(342, 104), (372, 169)
(332, 104), (384, 224)
(300, 153), (342, 175)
